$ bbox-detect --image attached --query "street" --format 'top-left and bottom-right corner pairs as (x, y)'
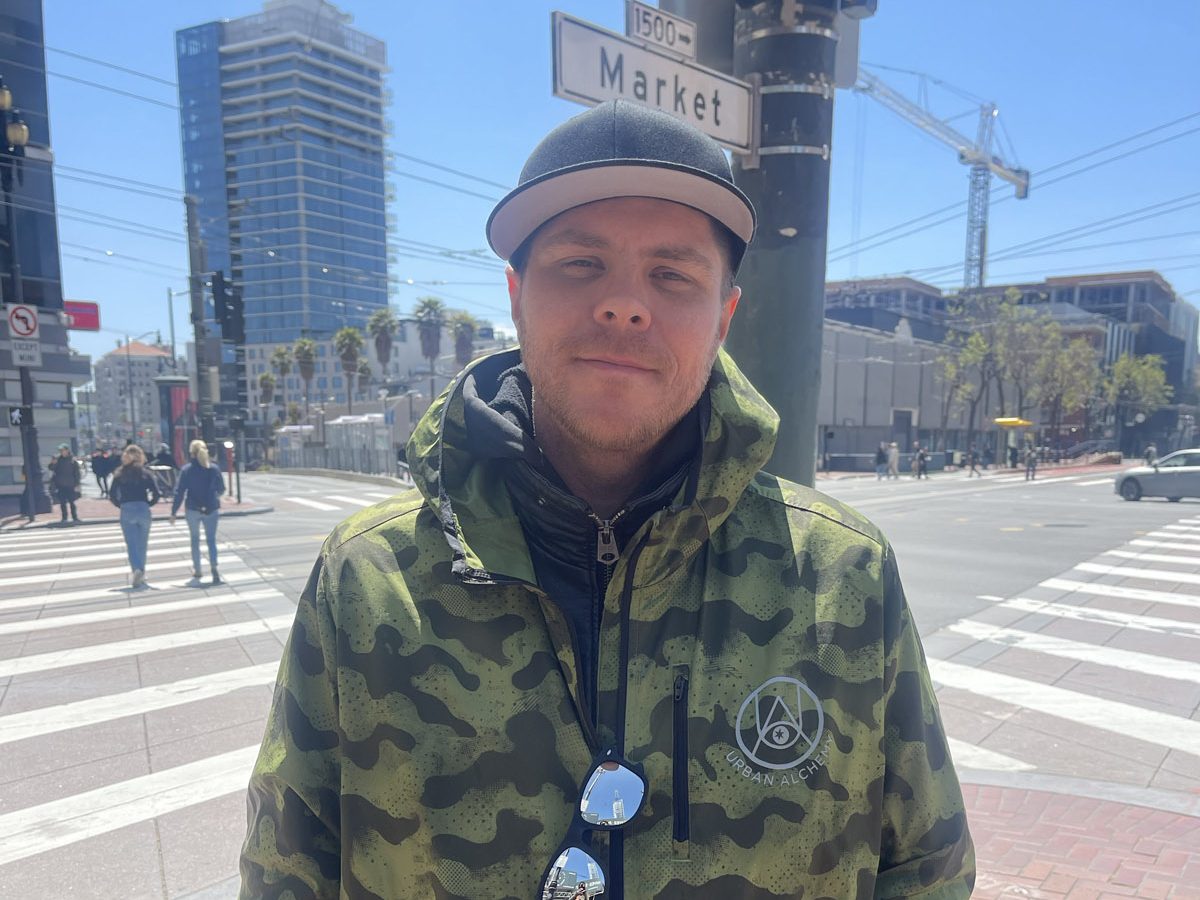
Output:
(1, 466), (1198, 897)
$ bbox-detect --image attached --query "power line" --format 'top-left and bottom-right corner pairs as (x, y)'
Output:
(389, 151), (510, 191)
(826, 109), (1200, 259)
(1, 54), (178, 110)
(927, 258), (1200, 289)
(5, 31), (177, 86)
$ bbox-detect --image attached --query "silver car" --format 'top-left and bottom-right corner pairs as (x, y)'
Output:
(1114, 448), (1200, 501)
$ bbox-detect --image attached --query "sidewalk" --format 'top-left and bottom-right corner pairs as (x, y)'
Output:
(0, 492), (272, 531)
(963, 780), (1200, 899)
(816, 458), (1126, 481)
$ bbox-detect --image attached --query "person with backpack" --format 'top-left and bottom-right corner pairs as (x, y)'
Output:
(171, 439), (226, 585)
(48, 443), (82, 523)
(108, 444), (160, 588)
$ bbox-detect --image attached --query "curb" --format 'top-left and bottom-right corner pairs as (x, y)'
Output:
(0, 505), (275, 533)
(264, 467), (414, 489)
(958, 768), (1200, 819)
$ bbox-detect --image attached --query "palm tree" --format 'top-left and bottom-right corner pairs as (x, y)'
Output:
(270, 346), (292, 423)
(355, 359), (372, 403)
(258, 372), (276, 407)
(292, 338), (317, 418)
(366, 307), (398, 380)
(334, 326), (364, 414)
(449, 312), (477, 369)
(413, 297), (445, 402)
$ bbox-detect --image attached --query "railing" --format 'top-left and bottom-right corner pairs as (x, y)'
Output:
(275, 445), (398, 477)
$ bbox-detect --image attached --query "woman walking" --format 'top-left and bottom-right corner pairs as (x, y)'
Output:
(109, 444), (160, 588)
(171, 439), (226, 585)
(48, 443), (82, 523)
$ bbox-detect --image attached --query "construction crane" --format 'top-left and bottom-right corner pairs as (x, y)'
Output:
(853, 66), (1030, 290)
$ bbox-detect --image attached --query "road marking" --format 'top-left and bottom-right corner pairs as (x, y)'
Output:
(1143, 530), (1200, 545)
(946, 738), (1035, 772)
(0, 533), (195, 560)
(363, 491), (395, 500)
(0, 588), (285, 637)
(1129, 538), (1200, 554)
(284, 496), (340, 511)
(1077, 478), (1115, 486)
(325, 494), (374, 507)
(0, 556), (244, 588)
(0, 663), (279, 745)
(0, 544), (198, 571)
(1104, 548), (1200, 565)
(928, 659), (1200, 756)
(0, 613), (294, 679)
(1159, 523), (1200, 533)
(0, 744), (260, 867)
(1041, 576), (1200, 611)
(981, 594), (1200, 639)
(946, 620), (1200, 684)
(0, 569), (266, 614)
(1075, 561), (1200, 587)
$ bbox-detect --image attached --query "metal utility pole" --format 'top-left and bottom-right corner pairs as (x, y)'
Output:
(728, 0), (842, 485)
(184, 195), (214, 441)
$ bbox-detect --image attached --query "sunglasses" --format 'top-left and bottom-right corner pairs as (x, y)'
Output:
(539, 749), (648, 899)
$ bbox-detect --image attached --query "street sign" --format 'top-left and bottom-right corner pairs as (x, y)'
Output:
(625, 1), (697, 60)
(10, 338), (42, 368)
(7, 406), (33, 427)
(5, 303), (39, 339)
(552, 11), (754, 153)
(63, 299), (101, 331)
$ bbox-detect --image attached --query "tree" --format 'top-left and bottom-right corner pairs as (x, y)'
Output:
(292, 338), (317, 418)
(258, 372), (276, 408)
(934, 349), (969, 451)
(1104, 353), (1172, 450)
(367, 307), (398, 377)
(287, 402), (302, 426)
(355, 359), (372, 401)
(269, 346), (292, 422)
(991, 292), (1060, 419)
(1035, 337), (1101, 453)
(413, 296), (445, 371)
(334, 326), (364, 414)
(449, 311), (477, 369)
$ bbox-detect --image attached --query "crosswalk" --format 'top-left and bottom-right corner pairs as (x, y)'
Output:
(4, 506), (1200, 893)
(0, 520), (293, 893)
(927, 517), (1200, 783)
(273, 489), (404, 513)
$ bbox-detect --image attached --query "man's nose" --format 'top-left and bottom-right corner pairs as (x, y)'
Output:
(593, 279), (652, 331)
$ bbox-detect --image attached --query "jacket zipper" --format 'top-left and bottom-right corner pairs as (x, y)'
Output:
(673, 671), (690, 842)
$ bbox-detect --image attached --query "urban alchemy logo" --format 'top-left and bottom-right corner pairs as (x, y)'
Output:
(732, 676), (827, 777)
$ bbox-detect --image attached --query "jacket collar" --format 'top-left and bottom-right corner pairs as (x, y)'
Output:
(407, 346), (778, 588)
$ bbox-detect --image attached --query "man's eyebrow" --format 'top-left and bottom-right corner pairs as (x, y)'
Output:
(537, 228), (611, 251)
(648, 245), (716, 272)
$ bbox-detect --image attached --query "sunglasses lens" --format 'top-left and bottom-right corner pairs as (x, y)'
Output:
(579, 760), (645, 826)
(541, 847), (604, 899)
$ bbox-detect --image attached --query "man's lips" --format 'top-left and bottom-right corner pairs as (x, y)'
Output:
(577, 355), (656, 373)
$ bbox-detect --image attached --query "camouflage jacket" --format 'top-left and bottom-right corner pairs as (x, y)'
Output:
(240, 349), (975, 899)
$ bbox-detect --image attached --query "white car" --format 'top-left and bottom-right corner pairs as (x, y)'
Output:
(1114, 449), (1200, 501)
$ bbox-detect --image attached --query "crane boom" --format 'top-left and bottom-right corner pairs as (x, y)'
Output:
(853, 68), (1030, 289)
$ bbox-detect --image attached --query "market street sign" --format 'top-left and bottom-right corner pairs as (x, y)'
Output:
(63, 299), (101, 331)
(552, 11), (754, 152)
(625, 1), (697, 60)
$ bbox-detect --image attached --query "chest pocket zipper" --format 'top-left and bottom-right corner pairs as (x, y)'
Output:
(672, 671), (690, 843)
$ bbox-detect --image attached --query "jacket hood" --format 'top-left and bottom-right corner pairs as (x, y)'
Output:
(405, 346), (779, 587)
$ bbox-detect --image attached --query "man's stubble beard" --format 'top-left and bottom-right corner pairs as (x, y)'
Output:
(519, 321), (722, 455)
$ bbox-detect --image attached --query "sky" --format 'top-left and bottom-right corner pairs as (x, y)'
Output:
(33, 0), (1200, 366)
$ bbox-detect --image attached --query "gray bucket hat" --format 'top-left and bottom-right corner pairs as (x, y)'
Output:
(487, 100), (756, 269)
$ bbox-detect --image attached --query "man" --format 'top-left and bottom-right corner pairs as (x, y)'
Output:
(48, 443), (81, 523)
(240, 101), (974, 898)
(966, 444), (980, 478)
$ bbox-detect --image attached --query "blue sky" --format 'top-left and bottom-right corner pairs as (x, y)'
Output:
(37, 1), (1200, 365)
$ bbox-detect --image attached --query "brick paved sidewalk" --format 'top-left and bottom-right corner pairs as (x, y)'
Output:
(965, 784), (1200, 899)
(0, 493), (272, 531)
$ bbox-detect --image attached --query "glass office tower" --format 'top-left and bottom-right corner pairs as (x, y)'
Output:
(175, 0), (389, 346)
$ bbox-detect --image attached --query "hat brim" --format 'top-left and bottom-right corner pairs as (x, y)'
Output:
(486, 161), (756, 261)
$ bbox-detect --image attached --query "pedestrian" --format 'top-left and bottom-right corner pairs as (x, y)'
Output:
(1008, 444), (1019, 469)
(1143, 442), (1157, 465)
(89, 448), (107, 497)
(109, 444), (160, 588)
(239, 100), (974, 898)
(918, 444), (930, 479)
(874, 441), (888, 480)
(887, 440), (900, 479)
(572, 883), (588, 899)
(48, 443), (82, 523)
(171, 439), (226, 585)
(1024, 445), (1038, 481)
(153, 442), (177, 469)
(966, 443), (980, 478)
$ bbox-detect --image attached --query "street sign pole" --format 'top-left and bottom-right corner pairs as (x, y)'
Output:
(723, 0), (841, 486)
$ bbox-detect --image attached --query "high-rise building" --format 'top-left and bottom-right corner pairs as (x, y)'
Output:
(175, 0), (390, 348)
(0, 0), (90, 517)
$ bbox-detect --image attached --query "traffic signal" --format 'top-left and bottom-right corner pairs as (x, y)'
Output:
(210, 271), (245, 345)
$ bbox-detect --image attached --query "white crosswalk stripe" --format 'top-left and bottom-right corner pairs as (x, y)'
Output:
(980, 593), (1200, 638)
(1039, 576), (1200, 612)
(326, 494), (375, 507)
(283, 496), (340, 511)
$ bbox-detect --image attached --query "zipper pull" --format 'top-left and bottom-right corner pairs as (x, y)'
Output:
(674, 673), (687, 701)
(596, 519), (619, 565)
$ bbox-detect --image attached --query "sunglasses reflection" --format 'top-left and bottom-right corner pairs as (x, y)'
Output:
(579, 761), (644, 826)
(542, 847), (604, 899)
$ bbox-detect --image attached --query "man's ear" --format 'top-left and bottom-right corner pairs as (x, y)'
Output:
(506, 265), (522, 321)
(717, 286), (741, 344)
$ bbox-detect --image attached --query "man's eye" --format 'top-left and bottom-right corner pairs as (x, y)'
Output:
(564, 259), (599, 271)
(654, 269), (691, 284)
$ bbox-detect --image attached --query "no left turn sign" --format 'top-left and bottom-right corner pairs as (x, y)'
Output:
(6, 304), (39, 340)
